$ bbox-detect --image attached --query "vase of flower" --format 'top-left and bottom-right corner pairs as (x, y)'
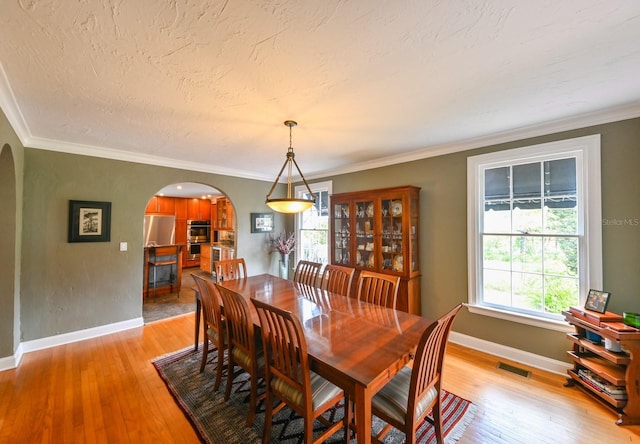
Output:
(279, 253), (290, 280)
(270, 231), (295, 280)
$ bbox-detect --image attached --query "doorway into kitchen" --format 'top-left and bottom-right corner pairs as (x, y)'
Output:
(142, 182), (236, 324)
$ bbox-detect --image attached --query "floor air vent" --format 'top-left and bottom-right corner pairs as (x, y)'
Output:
(497, 362), (531, 378)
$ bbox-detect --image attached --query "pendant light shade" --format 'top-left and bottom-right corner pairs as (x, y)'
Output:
(266, 120), (316, 214)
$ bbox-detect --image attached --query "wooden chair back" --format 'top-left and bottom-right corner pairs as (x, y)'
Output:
(191, 274), (226, 386)
(214, 258), (247, 282)
(216, 284), (264, 425)
(192, 274), (224, 338)
(321, 264), (355, 297)
(356, 270), (400, 309)
(251, 298), (347, 443)
(374, 303), (463, 443)
(292, 260), (322, 286)
(408, 303), (463, 441)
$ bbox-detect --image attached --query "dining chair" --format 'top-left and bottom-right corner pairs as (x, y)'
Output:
(320, 264), (355, 297)
(292, 260), (322, 286)
(216, 284), (265, 426)
(191, 274), (227, 391)
(214, 258), (247, 282)
(370, 303), (464, 444)
(356, 270), (401, 309)
(251, 298), (350, 444)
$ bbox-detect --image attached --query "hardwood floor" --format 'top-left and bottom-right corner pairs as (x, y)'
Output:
(1, 313), (639, 443)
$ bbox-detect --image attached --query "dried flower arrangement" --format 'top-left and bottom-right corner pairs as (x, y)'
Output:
(270, 231), (295, 255)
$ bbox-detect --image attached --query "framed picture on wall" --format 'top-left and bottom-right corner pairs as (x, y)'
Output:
(584, 289), (611, 314)
(68, 200), (112, 243)
(251, 212), (274, 233)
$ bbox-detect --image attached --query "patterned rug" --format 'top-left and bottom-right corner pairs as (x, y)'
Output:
(153, 346), (476, 444)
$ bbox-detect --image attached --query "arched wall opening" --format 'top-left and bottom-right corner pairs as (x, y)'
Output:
(142, 182), (237, 322)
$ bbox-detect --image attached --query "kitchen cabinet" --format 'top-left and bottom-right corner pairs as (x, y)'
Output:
(214, 198), (234, 229)
(200, 245), (235, 274)
(174, 198), (188, 220)
(200, 244), (212, 274)
(187, 198), (211, 221)
(563, 309), (640, 425)
(145, 196), (175, 215)
(330, 185), (421, 314)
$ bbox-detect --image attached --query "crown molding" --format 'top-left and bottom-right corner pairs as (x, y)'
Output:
(3, 60), (639, 183)
(0, 61), (31, 143)
(306, 101), (640, 180)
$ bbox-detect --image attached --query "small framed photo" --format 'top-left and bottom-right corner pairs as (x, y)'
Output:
(68, 200), (112, 243)
(584, 289), (611, 314)
(251, 212), (274, 233)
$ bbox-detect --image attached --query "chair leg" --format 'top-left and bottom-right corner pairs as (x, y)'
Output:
(200, 339), (209, 373)
(432, 399), (444, 444)
(262, 392), (273, 444)
(246, 372), (259, 426)
(343, 395), (351, 443)
(214, 345), (226, 392)
(223, 353), (234, 399)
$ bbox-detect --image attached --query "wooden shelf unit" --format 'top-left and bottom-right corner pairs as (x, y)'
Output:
(563, 310), (640, 425)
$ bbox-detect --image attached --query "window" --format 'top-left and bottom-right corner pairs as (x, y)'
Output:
(467, 135), (602, 330)
(295, 181), (332, 265)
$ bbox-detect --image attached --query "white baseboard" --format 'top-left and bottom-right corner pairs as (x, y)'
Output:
(0, 317), (144, 372)
(2, 319), (569, 375)
(450, 331), (571, 376)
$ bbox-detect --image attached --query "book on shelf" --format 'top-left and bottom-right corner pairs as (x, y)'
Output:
(601, 321), (639, 332)
(577, 368), (627, 399)
(568, 306), (623, 326)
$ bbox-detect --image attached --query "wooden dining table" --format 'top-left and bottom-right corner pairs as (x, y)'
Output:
(218, 273), (433, 444)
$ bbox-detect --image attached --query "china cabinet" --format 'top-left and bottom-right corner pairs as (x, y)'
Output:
(330, 185), (421, 314)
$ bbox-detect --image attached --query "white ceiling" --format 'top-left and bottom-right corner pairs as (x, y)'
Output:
(1, 1), (640, 183)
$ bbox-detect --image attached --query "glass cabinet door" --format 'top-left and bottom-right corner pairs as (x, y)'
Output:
(332, 202), (351, 265)
(354, 199), (376, 269)
(381, 197), (404, 273)
(409, 194), (419, 273)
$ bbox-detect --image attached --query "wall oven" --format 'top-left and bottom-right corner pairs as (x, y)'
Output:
(187, 220), (210, 260)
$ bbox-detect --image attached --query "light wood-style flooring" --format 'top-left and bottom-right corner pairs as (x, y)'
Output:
(1, 313), (639, 443)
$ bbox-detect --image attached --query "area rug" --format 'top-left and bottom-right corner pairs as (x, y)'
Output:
(153, 346), (476, 444)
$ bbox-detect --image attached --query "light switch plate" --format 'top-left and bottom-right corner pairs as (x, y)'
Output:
(119, 242), (128, 252)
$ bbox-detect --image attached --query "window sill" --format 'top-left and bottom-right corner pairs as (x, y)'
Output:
(467, 304), (573, 333)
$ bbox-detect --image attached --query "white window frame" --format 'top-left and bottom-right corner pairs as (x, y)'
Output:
(295, 180), (332, 265)
(467, 135), (602, 331)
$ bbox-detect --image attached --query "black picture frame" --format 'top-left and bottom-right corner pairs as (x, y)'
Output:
(584, 289), (611, 314)
(251, 212), (274, 233)
(68, 200), (112, 243)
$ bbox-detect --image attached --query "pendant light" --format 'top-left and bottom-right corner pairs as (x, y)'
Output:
(265, 120), (316, 213)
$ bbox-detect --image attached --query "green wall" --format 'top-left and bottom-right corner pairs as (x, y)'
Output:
(7, 115), (640, 363)
(19, 150), (288, 341)
(326, 118), (640, 361)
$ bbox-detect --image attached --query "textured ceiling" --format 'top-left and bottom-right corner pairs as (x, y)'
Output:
(1, 1), (640, 182)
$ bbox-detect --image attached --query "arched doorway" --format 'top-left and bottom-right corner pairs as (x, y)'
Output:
(142, 182), (237, 323)
(0, 144), (18, 362)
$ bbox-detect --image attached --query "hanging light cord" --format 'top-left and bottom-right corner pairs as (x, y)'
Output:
(266, 121), (316, 203)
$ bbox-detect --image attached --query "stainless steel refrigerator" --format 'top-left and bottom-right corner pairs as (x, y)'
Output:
(143, 215), (175, 247)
